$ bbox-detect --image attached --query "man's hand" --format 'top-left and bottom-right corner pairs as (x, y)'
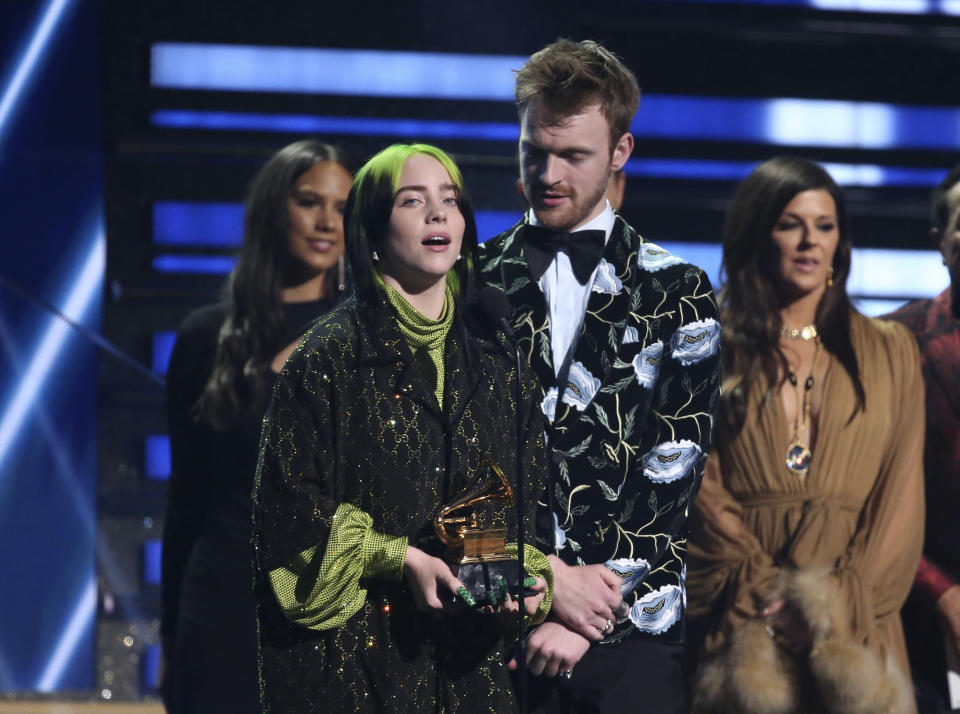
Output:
(937, 585), (960, 652)
(403, 545), (465, 614)
(548, 555), (622, 641)
(508, 620), (591, 677)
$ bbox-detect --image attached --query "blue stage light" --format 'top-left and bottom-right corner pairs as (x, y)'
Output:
(0, 228), (104, 473)
(144, 435), (171, 480)
(475, 210), (523, 242)
(0, 0), (72, 148)
(152, 254), (237, 274)
(148, 44), (960, 151)
(151, 110), (519, 141)
(656, 242), (945, 303)
(152, 331), (176, 375)
(142, 644), (161, 691)
(154, 201), (244, 247)
(152, 43), (523, 100)
(35, 574), (96, 691)
(143, 540), (162, 586)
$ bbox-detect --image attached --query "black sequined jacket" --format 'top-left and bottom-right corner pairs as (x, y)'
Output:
(478, 216), (721, 644)
(253, 293), (547, 713)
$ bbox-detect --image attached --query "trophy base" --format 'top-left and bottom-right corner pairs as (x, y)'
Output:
(455, 559), (530, 607)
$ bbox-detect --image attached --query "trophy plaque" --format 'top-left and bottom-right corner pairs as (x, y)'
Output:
(434, 459), (528, 605)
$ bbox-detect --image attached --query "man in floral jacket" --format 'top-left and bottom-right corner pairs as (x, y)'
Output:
(478, 39), (721, 713)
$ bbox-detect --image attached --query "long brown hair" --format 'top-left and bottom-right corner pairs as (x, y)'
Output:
(719, 156), (864, 434)
(197, 140), (348, 430)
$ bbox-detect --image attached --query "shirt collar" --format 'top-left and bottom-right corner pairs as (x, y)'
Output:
(527, 200), (615, 245)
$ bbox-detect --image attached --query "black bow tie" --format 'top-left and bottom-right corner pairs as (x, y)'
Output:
(522, 225), (606, 285)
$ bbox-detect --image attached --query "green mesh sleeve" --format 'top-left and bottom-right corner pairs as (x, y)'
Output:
(505, 543), (553, 626)
(268, 502), (408, 630)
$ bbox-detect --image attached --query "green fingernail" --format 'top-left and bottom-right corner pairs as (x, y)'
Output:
(457, 586), (476, 607)
(523, 577), (536, 588)
(488, 589), (498, 606)
(498, 577), (508, 600)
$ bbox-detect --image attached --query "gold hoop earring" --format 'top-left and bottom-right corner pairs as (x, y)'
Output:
(827, 266), (834, 288)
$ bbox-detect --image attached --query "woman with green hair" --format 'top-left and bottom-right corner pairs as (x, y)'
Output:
(253, 143), (551, 711)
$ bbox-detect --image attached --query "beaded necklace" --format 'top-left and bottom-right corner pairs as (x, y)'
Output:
(784, 337), (821, 476)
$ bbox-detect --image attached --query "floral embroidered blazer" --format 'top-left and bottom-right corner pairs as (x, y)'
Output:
(478, 215), (721, 642)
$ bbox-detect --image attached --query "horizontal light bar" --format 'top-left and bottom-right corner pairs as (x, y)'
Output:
(152, 100), (960, 151)
(152, 254), (237, 274)
(152, 331), (176, 374)
(143, 539), (162, 585)
(154, 201), (244, 246)
(847, 246), (947, 297)
(656, 242), (946, 302)
(658, 0), (960, 12)
(152, 43), (523, 100)
(144, 435), (170, 480)
(152, 110), (518, 141)
(854, 297), (910, 316)
(149, 43), (960, 150)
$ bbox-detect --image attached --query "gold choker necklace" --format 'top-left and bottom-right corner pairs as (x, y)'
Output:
(781, 323), (818, 341)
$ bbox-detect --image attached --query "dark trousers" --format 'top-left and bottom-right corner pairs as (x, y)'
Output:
(517, 637), (687, 714)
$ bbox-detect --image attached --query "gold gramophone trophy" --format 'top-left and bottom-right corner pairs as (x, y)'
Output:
(434, 459), (527, 605)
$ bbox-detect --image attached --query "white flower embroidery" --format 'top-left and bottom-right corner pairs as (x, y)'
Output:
(541, 387), (558, 422)
(642, 439), (702, 483)
(605, 557), (650, 595)
(561, 361), (600, 412)
(621, 326), (639, 345)
(671, 317), (720, 366)
(591, 259), (623, 295)
(629, 584), (684, 634)
(631, 340), (663, 389)
(551, 512), (567, 551)
(638, 243), (686, 273)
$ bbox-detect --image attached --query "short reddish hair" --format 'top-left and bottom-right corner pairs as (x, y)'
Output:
(515, 38), (640, 152)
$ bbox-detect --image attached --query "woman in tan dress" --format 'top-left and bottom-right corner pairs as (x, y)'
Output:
(687, 157), (924, 714)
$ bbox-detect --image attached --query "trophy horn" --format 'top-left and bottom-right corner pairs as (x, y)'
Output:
(434, 459), (514, 550)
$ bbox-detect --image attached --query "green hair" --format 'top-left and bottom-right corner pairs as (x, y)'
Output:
(344, 143), (478, 309)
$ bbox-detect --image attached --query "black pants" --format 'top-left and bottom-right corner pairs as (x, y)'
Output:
(518, 637), (687, 714)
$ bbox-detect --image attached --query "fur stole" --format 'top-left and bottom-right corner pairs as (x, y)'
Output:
(691, 569), (914, 714)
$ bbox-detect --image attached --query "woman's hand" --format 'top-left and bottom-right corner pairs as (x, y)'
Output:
(763, 597), (813, 655)
(403, 545), (466, 614)
(491, 576), (547, 624)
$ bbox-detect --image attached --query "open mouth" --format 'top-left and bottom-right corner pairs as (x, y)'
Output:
(422, 234), (451, 246)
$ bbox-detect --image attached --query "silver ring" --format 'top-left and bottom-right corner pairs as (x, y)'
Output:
(600, 618), (613, 634)
(558, 669), (573, 679)
(765, 625), (776, 638)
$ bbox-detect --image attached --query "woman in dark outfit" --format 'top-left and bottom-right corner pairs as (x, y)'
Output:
(253, 143), (552, 713)
(161, 140), (352, 714)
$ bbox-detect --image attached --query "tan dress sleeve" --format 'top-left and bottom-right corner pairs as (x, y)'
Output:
(688, 451), (780, 645)
(832, 322), (925, 661)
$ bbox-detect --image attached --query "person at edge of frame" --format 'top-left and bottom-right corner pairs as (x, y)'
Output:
(886, 163), (960, 714)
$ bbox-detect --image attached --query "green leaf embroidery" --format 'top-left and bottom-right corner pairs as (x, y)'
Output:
(557, 459), (570, 486)
(597, 479), (619, 502)
(600, 373), (634, 394)
(562, 435), (593, 458)
(587, 455), (614, 469)
(623, 403), (639, 441)
(571, 504), (589, 516)
(506, 277), (529, 295)
(595, 403), (614, 432)
(648, 490), (658, 512)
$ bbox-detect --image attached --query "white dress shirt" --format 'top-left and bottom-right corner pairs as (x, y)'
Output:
(528, 202), (615, 380)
